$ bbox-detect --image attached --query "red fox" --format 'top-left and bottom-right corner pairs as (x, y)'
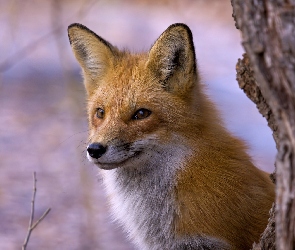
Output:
(68, 23), (275, 250)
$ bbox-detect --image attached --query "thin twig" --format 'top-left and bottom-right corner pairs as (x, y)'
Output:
(31, 208), (51, 231)
(22, 172), (51, 250)
(22, 172), (37, 250)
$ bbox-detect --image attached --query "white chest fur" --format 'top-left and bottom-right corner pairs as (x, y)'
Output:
(100, 146), (229, 250)
(101, 148), (183, 250)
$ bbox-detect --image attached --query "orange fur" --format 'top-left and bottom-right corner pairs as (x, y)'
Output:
(68, 23), (275, 250)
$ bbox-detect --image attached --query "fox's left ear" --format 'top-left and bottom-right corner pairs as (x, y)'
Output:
(146, 23), (197, 96)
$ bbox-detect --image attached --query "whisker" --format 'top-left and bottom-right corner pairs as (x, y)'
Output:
(57, 129), (90, 147)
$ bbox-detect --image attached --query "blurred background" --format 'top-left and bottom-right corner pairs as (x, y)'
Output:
(0, 0), (276, 249)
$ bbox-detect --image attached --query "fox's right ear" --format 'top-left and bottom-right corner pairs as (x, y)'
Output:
(68, 23), (116, 95)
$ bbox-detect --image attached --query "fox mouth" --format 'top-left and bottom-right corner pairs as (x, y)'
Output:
(90, 151), (142, 170)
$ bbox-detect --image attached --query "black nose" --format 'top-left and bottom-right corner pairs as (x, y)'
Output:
(87, 143), (107, 159)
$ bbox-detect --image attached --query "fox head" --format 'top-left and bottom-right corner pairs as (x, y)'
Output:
(68, 23), (209, 170)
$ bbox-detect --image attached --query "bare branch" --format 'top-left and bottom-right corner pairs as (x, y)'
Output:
(31, 208), (51, 231)
(22, 172), (37, 250)
(22, 172), (51, 250)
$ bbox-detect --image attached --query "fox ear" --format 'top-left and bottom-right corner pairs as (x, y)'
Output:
(146, 23), (197, 95)
(68, 23), (116, 94)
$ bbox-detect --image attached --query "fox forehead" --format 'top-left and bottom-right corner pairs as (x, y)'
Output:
(88, 53), (163, 111)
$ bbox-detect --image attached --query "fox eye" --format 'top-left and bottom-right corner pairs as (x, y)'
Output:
(132, 108), (151, 120)
(96, 108), (105, 119)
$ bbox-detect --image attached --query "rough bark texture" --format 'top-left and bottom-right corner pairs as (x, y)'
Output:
(232, 1), (295, 250)
(236, 53), (277, 250)
(252, 204), (276, 250)
(236, 54), (279, 149)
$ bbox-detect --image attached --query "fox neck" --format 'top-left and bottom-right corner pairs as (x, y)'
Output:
(101, 140), (188, 249)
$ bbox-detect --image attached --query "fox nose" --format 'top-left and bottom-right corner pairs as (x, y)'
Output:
(87, 143), (107, 159)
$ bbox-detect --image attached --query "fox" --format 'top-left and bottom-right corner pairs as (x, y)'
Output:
(67, 23), (275, 250)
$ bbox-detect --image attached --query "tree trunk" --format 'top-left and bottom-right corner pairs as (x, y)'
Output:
(231, 1), (295, 249)
(236, 53), (277, 250)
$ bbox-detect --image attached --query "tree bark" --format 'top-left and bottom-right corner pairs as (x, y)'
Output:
(236, 53), (277, 250)
(231, 1), (295, 249)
